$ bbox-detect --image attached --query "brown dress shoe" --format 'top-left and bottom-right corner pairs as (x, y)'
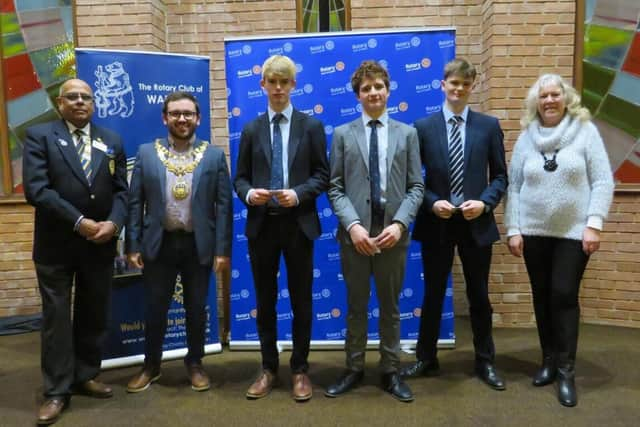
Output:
(186, 363), (211, 391)
(77, 379), (113, 398)
(292, 373), (312, 401)
(37, 397), (66, 425)
(127, 367), (161, 393)
(246, 370), (277, 399)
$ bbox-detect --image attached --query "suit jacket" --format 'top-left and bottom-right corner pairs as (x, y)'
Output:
(328, 117), (424, 247)
(411, 109), (507, 247)
(234, 109), (329, 240)
(126, 138), (232, 266)
(23, 119), (128, 264)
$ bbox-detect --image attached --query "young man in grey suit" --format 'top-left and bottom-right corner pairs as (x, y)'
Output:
(326, 60), (424, 402)
(402, 58), (508, 390)
(23, 78), (128, 425)
(234, 55), (329, 401)
(126, 91), (232, 393)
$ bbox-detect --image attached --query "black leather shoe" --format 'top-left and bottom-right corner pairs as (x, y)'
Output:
(475, 362), (506, 391)
(557, 367), (577, 407)
(400, 359), (440, 378)
(532, 357), (556, 387)
(324, 370), (364, 397)
(381, 373), (414, 402)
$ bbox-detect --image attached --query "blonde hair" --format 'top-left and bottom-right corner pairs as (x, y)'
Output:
(261, 55), (296, 80)
(521, 74), (591, 128)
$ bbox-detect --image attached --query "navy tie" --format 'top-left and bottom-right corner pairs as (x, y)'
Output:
(270, 113), (284, 190)
(369, 119), (383, 226)
(448, 115), (464, 198)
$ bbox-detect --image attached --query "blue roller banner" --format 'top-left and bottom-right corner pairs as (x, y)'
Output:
(76, 49), (220, 368)
(224, 29), (456, 350)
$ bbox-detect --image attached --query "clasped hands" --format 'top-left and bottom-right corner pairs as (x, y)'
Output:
(349, 222), (403, 256)
(432, 199), (485, 220)
(249, 188), (297, 208)
(77, 218), (117, 244)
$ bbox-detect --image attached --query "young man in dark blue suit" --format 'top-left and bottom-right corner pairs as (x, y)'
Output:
(402, 59), (508, 390)
(23, 78), (128, 425)
(126, 92), (232, 393)
(234, 55), (329, 401)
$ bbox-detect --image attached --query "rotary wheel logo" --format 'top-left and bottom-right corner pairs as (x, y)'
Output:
(172, 276), (184, 305)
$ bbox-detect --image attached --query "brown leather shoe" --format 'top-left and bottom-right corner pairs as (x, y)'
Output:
(186, 363), (210, 391)
(77, 379), (113, 398)
(292, 373), (312, 401)
(37, 397), (66, 425)
(126, 367), (161, 393)
(246, 370), (277, 399)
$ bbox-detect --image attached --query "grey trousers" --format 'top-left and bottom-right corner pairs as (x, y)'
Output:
(340, 241), (408, 373)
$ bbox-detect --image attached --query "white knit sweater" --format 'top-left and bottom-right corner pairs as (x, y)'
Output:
(504, 115), (614, 241)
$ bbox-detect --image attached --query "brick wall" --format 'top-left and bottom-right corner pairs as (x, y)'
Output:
(2, 0), (638, 328)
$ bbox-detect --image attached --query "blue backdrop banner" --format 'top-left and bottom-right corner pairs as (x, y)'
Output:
(76, 48), (220, 368)
(224, 29), (456, 350)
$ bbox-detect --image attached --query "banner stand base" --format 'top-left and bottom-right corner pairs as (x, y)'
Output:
(101, 343), (222, 370)
(228, 339), (455, 351)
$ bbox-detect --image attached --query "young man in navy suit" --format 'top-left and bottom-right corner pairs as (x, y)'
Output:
(126, 92), (232, 394)
(402, 59), (508, 390)
(23, 78), (128, 425)
(234, 55), (329, 401)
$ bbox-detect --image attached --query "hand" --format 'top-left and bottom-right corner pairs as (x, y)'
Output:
(214, 256), (230, 273)
(272, 189), (298, 208)
(349, 223), (378, 256)
(459, 200), (485, 221)
(249, 188), (272, 206)
(127, 252), (144, 269)
(88, 221), (117, 244)
(77, 218), (99, 238)
(375, 223), (403, 250)
(507, 234), (523, 257)
(432, 200), (457, 219)
(582, 227), (601, 255)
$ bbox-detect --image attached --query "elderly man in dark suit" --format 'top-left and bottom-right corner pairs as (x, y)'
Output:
(23, 78), (128, 425)
(234, 55), (329, 401)
(325, 60), (424, 402)
(125, 91), (232, 394)
(402, 58), (508, 390)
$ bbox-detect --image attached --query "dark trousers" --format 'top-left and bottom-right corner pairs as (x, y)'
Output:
(417, 217), (495, 363)
(248, 213), (313, 373)
(142, 231), (212, 367)
(36, 259), (113, 398)
(523, 235), (589, 367)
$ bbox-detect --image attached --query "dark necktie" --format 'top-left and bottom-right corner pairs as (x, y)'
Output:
(75, 129), (92, 180)
(270, 113), (284, 190)
(368, 119), (383, 225)
(448, 116), (464, 198)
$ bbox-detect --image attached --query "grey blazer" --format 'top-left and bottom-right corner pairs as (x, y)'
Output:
(328, 117), (424, 247)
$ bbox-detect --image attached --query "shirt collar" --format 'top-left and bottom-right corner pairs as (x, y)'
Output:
(167, 134), (196, 151)
(268, 103), (293, 123)
(362, 111), (389, 128)
(442, 105), (469, 124)
(66, 121), (90, 137)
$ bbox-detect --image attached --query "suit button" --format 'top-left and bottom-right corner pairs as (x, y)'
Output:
(366, 199), (370, 204)
(90, 194), (95, 200)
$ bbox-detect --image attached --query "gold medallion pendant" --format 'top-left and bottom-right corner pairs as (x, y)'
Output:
(172, 180), (190, 200)
(154, 139), (208, 201)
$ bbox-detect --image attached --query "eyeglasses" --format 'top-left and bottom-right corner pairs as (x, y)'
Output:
(60, 92), (94, 102)
(166, 111), (198, 120)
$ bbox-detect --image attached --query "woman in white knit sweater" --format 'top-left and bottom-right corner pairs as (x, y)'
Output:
(504, 74), (614, 407)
